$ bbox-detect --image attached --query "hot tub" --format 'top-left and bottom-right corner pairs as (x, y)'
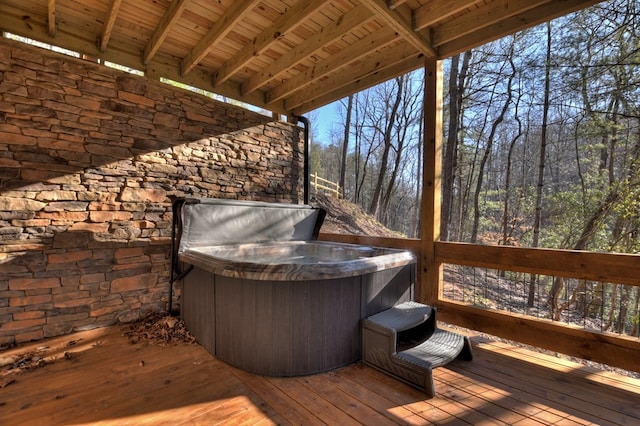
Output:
(172, 198), (415, 376)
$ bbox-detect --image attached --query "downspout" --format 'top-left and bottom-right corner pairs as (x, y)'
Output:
(168, 198), (193, 315)
(297, 115), (310, 204)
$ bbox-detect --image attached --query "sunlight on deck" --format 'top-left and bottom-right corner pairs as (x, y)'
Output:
(76, 397), (267, 426)
(1, 325), (638, 425)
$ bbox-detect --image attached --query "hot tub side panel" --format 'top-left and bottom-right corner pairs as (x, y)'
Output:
(181, 267), (216, 355)
(180, 262), (416, 377)
(214, 275), (361, 377)
(361, 265), (415, 318)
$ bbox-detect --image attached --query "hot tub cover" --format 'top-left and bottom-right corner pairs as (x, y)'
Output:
(174, 198), (326, 253)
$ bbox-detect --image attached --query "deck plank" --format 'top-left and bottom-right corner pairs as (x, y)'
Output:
(320, 366), (430, 424)
(1, 326), (639, 425)
(229, 366), (325, 425)
(263, 374), (363, 425)
(484, 339), (640, 394)
(458, 342), (639, 425)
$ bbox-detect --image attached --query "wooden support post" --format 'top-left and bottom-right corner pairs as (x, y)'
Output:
(420, 58), (443, 305)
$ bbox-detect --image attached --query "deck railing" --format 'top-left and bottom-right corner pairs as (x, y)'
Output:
(319, 233), (640, 373)
(442, 265), (638, 335)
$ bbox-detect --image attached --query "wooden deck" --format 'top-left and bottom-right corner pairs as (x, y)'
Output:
(1, 326), (639, 425)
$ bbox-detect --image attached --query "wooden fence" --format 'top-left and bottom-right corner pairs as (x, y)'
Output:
(310, 173), (342, 198)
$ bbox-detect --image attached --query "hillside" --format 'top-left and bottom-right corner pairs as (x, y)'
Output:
(310, 193), (402, 237)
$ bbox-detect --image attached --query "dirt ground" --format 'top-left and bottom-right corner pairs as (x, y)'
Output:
(311, 193), (402, 237)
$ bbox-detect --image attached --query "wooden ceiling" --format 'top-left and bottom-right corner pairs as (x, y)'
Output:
(0, 0), (603, 115)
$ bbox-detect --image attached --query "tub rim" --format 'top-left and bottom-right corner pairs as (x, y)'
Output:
(179, 240), (416, 281)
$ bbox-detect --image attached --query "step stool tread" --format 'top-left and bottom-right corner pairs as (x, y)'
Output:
(364, 301), (433, 332)
(395, 328), (467, 369)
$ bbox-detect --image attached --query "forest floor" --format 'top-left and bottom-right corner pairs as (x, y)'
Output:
(311, 193), (403, 237)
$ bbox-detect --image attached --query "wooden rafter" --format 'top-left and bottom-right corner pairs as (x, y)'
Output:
(359, 0), (436, 57)
(437, 0), (602, 56)
(180, 0), (261, 76)
(291, 53), (424, 115)
(98, 0), (122, 52)
(143, 0), (190, 65)
(387, 0), (408, 10)
(267, 26), (398, 104)
(242, 4), (374, 96)
(285, 41), (422, 111)
(414, 0), (481, 30)
(212, 0), (326, 87)
(0, 0), (609, 115)
(432, 0), (552, 47)
(47, 0), (56, 37)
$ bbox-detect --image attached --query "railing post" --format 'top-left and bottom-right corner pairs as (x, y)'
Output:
(421, 57), (444, 305)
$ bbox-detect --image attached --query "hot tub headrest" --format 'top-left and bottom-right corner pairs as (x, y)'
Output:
(174, 198), (326, 253)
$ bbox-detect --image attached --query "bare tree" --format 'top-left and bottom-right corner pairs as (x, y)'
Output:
(442, 52), (471, 241)
(369, 76), (404, 219)
(340, 94), (354, 198)
(528, 22), (553, 306)
(500, 82), (523, 248)
(470, 39), (517, 243)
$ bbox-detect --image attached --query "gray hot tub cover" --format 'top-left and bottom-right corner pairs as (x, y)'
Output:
(175, 197), (324, 250)
(169, 197), (326, 311)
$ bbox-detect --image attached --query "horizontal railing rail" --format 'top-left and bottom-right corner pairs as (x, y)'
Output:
(435, 242), (640, 288)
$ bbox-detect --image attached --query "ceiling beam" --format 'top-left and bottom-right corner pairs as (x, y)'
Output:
(285, 41), (422, 111)
(414, 0), (480, 30)
(291, 52), (424, 115)
(143, 0), (190, 65)
(266, 26), (398, 104)
(180, 0), (261, 76)
(359, 0), (436, 57)
(388, 0), (408, 10)
(242, 3), (374, 96)
(432, 0), (552, 47)
(47, 0), (56, 37)
(212, 0), (326, 87)
(98, 0), (122, 52)
(437, 0), (603, 57)
(0, 5), (287, 115)
(146, 59), (285, 114)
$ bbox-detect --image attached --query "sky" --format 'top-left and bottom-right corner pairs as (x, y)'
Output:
(307, 101), (343, 146)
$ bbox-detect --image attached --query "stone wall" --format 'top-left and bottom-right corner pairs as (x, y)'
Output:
(0, 37), (304, 346)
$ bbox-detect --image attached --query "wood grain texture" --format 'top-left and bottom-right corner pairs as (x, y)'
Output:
(2, 325), (638, 425)
(0, 0), (600, 114)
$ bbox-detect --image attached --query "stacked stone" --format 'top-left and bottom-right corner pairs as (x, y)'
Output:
(0, 37), (304, 346)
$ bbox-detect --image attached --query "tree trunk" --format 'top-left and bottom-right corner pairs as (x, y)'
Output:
(529, 22), (552, 307)
(442, 52), (470, 241)
(470, 42), (516, 243)
(501, 88), (522, 247)
(340, 94), (353, 198)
